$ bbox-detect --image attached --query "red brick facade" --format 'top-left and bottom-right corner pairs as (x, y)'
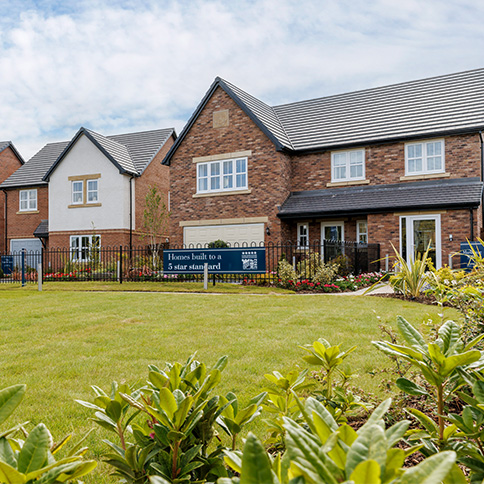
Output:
(167, 86), (484, 268)
(4, 186), (48, 250)
(169, 86), (291, 246)
(0, 147), (24, 251)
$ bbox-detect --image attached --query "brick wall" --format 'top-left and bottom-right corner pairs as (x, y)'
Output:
(48, 229), (147, 248)
(169, 86), (291, 245)
(290, 133), (481, 190)
(134, 135), (173, 240)
(0, 147), (24, 251)
(5, 185), (48, 250)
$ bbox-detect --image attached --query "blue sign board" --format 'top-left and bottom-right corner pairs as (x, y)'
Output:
(163, 248), (266, 274)
(460, 242), (484, 271)
(1, 255), (14, 275)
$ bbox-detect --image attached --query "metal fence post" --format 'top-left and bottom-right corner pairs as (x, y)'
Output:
(38, 262), (42, 291)
(21, 249), (26, 287)
(119, 246), (123, 284)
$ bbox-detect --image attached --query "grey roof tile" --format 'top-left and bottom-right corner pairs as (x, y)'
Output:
(0, 141), (68, 188)
(274, 69), (484, 151)
(107, 128), (174, 173)
(33, 220), (48, 238)
(278, 177), (484, 218)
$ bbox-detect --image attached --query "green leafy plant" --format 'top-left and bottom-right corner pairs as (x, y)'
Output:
(0, 384), (96, 483)
(373, 316), (484, 442)
(219, 398), (459, 484)
(207, 240), (229, 249)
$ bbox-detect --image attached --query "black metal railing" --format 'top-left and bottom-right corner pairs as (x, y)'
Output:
(0, 240), (380, 285)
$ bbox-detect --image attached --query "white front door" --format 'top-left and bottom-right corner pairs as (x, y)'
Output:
(400, 214), (441, 268)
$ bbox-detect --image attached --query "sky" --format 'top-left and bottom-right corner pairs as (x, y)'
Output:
(1, 0), (484, 160)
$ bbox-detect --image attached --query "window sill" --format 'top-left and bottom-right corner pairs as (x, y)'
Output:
(193, 189), (252, 198)
(400, 172), (450, 181)
(68, 203), (102, 208)
(326, 179), (370, 187)
(17, 210), (39, 215)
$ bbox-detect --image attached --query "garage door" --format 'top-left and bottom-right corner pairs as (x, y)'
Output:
(183, 224), (264, 247)
(10, 239), (42, 269)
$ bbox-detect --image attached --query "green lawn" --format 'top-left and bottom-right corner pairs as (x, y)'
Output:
(0, 285), (460, 483)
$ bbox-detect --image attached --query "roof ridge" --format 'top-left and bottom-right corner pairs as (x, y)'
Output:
(273, 67), (484, 109)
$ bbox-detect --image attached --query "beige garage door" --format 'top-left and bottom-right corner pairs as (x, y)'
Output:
(183, 223), (264, 247)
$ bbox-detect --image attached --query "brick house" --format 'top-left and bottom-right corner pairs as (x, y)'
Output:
(163, 69), (484, 269)
(0, 141), (25, 252)
(1, 127), (175, 255)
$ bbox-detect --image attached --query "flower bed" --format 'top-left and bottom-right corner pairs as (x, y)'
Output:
(277, 271), (383, 292)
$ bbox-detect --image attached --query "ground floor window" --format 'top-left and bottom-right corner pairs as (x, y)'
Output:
(70, 235), (101, 262)
(400, 214), (441, 268)
(297, 223), (309, 248)
(321, 222), (345, 260)
(357, 221), (368, 244)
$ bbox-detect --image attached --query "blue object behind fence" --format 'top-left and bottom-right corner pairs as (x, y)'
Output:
(1, 255), (13, 275)
(163, 248), (266, 274)
(460, 242), (484, 271)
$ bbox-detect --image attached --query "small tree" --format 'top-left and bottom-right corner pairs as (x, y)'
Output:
(142, 185), (169, 269)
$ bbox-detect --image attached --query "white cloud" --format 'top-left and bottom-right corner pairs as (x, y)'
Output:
(1, 0), (484, 159)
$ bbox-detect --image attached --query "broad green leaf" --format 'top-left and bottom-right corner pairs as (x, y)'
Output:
(0, 385), (26, 426)
(338, 424), (358, 446)
(383, 448), (405, 481)
(428, 343), (446, 367)
(441, 350), (481, 377)
(158, 388), (177, 419)
(372, 341), (424, 362)
(400, 450), (456, 484)
(442, 463), (468, 484)
(223, 450), (242, 474)
(235, 404), (258, 426)
(0, 437), (16, 468)
(239, 433), (275, 484)
(173, 395), (193, 429)
(438, 320), (461, 355)
(473, 380), (484, 403)
(358, 398), (391, 435)
(0, 461), (26, 484)
(396, 378), (429, 397)
(17, 423), (50, 474)
(345, 424), (386, 477)
(105, 400), (122, 422)
(149, 371), (169, 390)
(349, 459), (381, 484)
(385, 420), (410, 448)
(396, 315), (427, 349)
(406, 408), (438, 434)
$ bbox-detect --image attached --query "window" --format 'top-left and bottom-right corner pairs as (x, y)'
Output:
(405, 140), (444, 175)
(297, 223), (309, 248)
(71, 178), (99, 205)
(19, 189), (37, 211)
(70, 235), (100, 262)
(197, 157), (248, 193)
(331, 150), (365, 182)
(357, 221), (368, 244)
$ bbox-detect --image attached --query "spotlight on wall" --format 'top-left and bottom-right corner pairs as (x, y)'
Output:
(266, 226), (271, 236)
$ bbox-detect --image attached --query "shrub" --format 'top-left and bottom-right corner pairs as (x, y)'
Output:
(277, 258), (296, 286)
(207, 239), (229, 248)
(312, 261), (339, 285)
(296, 251), (323, 279)
(330, 253), (351, 276)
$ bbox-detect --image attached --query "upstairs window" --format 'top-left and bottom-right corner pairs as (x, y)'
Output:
(331, 150), (365, 182)
(405, 140), (444, 175)
(197, 157), (248, 194)
(19, 189), (37, 211)
(70, 177), (100, 206)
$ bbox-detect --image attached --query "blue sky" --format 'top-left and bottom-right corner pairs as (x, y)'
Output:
(1, 0), (484, 159)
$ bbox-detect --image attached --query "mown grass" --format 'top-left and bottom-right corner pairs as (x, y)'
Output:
(0, 285), (460, 483)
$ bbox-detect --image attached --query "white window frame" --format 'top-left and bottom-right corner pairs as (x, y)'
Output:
(331, 149), (365, 182)
(19, 189), (37, 211)
(197, 157), (248, 194)
(72, 181), (84, 204)
(357, 220), (368, 244)
(297, 223), (309, 249)
(70, 235), (101, 262)
(405, 139), (445, 176)
(71, 179), (99, 205)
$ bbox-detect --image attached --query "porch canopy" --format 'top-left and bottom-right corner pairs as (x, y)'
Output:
(278, 177), (483, 220)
